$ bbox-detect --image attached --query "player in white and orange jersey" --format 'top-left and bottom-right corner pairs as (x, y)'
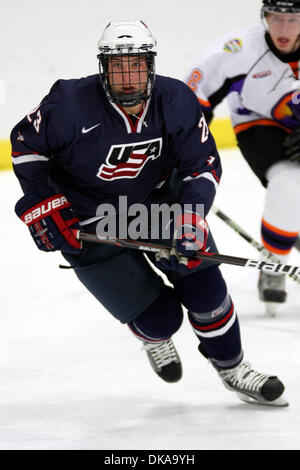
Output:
(186, 0), (300, 315)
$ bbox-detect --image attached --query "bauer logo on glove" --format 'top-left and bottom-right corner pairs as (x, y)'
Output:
(15, 187), (82, 254)
(21, 195), (69, 225)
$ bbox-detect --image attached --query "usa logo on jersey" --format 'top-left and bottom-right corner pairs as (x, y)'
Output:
(97, 138), (162, 180)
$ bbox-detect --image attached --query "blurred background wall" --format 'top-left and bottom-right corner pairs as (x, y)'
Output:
(0, 0), (262, 166)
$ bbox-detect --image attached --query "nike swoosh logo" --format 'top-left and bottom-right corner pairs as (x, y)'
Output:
(82, 123), (101, 133)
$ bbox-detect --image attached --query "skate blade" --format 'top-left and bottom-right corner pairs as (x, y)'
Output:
(236, 392), (289, 407)
(265, 302), (279, 317)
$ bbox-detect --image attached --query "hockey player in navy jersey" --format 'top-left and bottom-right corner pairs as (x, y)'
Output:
(186, 0), (300, 316)
(11, 20), (287, 406)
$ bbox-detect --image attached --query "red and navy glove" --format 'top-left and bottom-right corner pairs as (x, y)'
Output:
(155, 212), (209, 272)
(174, 212), (208, 256)
(15, 188), (82, 254)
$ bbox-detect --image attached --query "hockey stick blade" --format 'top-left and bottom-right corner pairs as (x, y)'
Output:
(211, 206), (300, 284)
(74, 231), (300, 276)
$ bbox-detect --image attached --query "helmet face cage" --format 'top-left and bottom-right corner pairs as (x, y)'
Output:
(98, 49), (156, 108)
(97, 21), (157, 107)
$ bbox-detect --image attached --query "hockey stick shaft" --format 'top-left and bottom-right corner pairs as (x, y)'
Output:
(211, 205), (300, 284)
(76, 231), (300, 276)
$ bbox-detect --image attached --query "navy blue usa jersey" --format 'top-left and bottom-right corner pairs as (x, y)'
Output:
(11, 74), (222, 224)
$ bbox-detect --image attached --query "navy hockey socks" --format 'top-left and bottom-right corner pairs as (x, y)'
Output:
(188, 295), (243, 369)
(172, 265), (243, 369)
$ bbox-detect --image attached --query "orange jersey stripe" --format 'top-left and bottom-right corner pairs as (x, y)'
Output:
(234, 119), (290, 135)
(262, 218), (299, 238)
(198, 97), (211, 108)
(288, 61), (299, 79)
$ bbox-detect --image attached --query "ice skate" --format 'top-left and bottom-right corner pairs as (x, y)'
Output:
(258, 271), (287, 317)
(217, 360), (288, 407)
(143, 338), (182, 383)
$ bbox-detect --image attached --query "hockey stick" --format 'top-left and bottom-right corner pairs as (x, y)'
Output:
(75, 231), (300, 277)
(211, 205), (300, 284)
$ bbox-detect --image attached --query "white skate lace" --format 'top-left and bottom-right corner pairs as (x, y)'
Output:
(143, 339), (179, 369)
(219, 361), (269, 392)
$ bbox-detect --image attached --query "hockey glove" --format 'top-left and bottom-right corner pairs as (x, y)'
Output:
(15, 188), (82, 254)
(175, 212), (208, 256)
(155, 212), (208, 273)
(283, 127), (300, 163)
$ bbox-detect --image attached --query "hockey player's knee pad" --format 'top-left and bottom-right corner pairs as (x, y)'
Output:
(128, 286), (183, 341)
(172, 265), (228, 313)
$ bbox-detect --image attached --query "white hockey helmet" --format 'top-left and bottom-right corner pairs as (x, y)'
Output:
(97, 20), (157, 107)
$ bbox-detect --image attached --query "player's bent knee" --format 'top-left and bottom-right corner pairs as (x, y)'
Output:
(172, 265), (228, 313)
(128, 286), (183, 341)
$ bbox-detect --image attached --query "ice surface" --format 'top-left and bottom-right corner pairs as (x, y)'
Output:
(0, 149), (300, 450)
